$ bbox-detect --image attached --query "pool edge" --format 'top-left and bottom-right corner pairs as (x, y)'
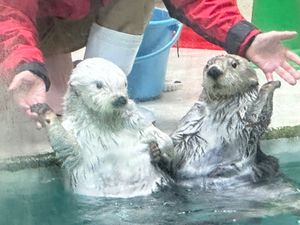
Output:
(263, 125), (300, 140)
(0, 152), (58, 172)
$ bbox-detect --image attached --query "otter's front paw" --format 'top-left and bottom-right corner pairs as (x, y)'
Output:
(149, 141), (162, 164)
(30, 103), (57, 127)
(260, 81), (281, 93)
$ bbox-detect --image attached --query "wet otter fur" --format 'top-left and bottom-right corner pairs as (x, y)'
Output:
(157, 55), (281, 189)
(31, 58), (173, 198)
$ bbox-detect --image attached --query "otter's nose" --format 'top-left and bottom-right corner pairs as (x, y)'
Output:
(207, 66), (223, 79)
(112, 96), (128, 107)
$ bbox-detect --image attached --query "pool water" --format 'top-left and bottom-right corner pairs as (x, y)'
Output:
(0, 138), (300, 225)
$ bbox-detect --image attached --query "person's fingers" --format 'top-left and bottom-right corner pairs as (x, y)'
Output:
(275, 67), (297, 85)
(25, 107), (37, 117)
(286, 50), (300, 66)
(281, 61), (300, 79)
(272, 31), (297, 41)
(18, 98), (30, 111)
(265, 72), (274, 82)
(15, 97), (36, 115)
(25, 108), (43, 129)
(36, 122), (43, 130)
(30, 111), (38, 118)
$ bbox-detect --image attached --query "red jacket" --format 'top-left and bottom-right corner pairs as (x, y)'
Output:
(0, 0), (260, 90)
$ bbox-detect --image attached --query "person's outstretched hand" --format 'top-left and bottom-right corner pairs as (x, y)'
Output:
(245, 31), (300, 85)
(8, 71), (46, 119)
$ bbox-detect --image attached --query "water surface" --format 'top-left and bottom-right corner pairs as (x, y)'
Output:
(0, 138), (300, 225)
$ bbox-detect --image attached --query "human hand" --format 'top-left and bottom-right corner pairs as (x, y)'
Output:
(245, 31), (300, 85)
(8, 71), (46, 119)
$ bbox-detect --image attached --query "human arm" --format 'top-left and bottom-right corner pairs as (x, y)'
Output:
(0, 0), (50, 114)
(163, 0), (300, 85)
(0, 0), (50, 85)
(162, 0), (259, 55)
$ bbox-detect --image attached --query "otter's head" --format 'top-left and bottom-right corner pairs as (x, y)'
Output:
(66, 58), (129, 115)
(202, 55), (259, 100)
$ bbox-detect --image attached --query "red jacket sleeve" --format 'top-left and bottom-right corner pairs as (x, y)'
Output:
(0, 1), (44, 70)
(0, 0), (91, 90)
(163, 0), (261, 56)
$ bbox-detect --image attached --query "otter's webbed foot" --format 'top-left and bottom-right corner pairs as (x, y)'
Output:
(30, 103), (58, 127)
(258, 81), (281, 115)
(245, 81), (280, 131)
(148, 141), (174, 176)
(251, 156), (279, 183)
(250, 144), (279, 182)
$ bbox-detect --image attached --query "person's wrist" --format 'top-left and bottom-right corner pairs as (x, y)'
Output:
(239, 30), (262, 58)
(16, 71), (45, 85)
(241, 35), (258, 59)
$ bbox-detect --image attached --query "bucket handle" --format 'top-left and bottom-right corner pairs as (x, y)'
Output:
(136, 22), (183, 61)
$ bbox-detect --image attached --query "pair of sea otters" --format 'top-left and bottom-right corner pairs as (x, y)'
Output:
(31, 55), (282, 198)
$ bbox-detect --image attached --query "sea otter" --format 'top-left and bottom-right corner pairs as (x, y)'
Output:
(31, 58), (173, 198)
(155, 54), (281, 189)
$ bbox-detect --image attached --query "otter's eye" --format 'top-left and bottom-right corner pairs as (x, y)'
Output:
(96, 81), (103, 89)
(124, 83), (127, 88)
(231, 61), (238, 68)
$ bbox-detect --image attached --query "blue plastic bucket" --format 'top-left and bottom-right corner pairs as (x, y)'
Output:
(127, 8), (183, 101)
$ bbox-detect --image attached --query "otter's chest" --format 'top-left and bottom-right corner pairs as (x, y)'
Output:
(177, 104), (250, 169)
(201, 106), (248, 149)
(174, 101), (254, 181)
(100, 129), (149, 158)
(67, 127), (162, 197)
(88, 129), (153, 177)
(76, 127), (150, 160)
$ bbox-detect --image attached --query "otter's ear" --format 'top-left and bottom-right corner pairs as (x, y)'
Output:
(73, 60), (83, 68)
(69, 79), (81, 87)
(69, 82), (80, 96)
